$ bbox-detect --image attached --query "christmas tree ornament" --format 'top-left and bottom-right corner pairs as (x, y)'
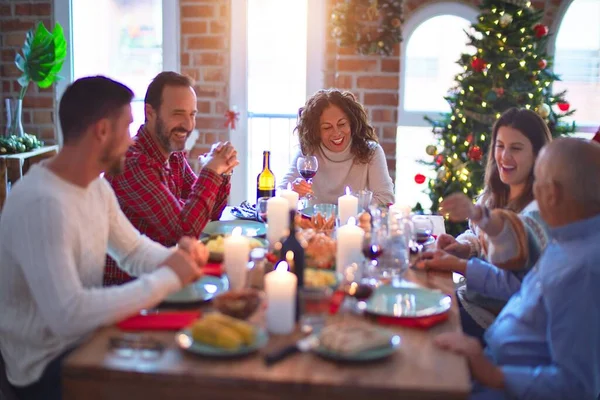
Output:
(499, 13), (513, 27)
(466, 133), (474, 143)
(435, 154), (445, 165)
(493, 87), (505, 97)
(557, 102), (570, 112)
(538, 59), (547, 69)
(537, 103), (551, 118)
(425, 145), (438, 156)
(414, 173), (426, 184)
(468, 145), (483, 162)
(533, 24), (548, 38)
(471, 57), (487, 72)
(224, 108), (240, 130)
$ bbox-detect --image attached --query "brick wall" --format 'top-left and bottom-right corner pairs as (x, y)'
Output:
(0, 0), (56, 143)
(325, 0), (571, 180)
(179, 0), (231, 165)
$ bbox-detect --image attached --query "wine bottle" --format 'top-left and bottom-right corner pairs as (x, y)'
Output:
(256, 150), (275, 201)
(279, 210), (305, 322)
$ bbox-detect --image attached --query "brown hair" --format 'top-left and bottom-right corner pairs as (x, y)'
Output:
(144, 71), (194, 111)
(481, 107), (552, 212)
(294, 89), (378, 164)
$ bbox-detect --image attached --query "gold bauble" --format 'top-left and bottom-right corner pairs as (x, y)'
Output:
(425, 145), (438, 156)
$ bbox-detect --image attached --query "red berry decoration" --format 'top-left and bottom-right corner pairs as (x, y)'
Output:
(435, 154), (445, 165)
(414, 173), (426, 184)
(538, 59), (547, 69)
(557, 102), (570, 112)
(471, 57), (487, 72)
(468, 145), (483, 162)
(466, 133), (474, 144)
(533, 24), (548, 39)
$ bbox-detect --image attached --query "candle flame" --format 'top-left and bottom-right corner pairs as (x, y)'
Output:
(287, 182), (292, 190)
(345, 186), (351, 195)
(285, 251), (294, 262)
(347, 217), (356, 226)
(232, 227), (242, 236)
(276, 261), (289, 272)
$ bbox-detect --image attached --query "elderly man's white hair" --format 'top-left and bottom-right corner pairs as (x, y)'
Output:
(537, 137), (600, 208)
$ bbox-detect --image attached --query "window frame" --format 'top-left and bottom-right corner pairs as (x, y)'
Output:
(229, 0), (325, 205)
(54, 0), (180, 144)
(398, 2), (479, 127)
(550, 0), (599, 134)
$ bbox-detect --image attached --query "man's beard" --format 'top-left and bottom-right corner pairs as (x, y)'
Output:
(155, 116), (190, 153)
(101, 136), (126, 176)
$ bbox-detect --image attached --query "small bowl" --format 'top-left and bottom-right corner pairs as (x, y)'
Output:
(213, 288), (261, 320)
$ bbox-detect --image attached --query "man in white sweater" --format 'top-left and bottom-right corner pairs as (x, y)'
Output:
(0, 76), (208, 400)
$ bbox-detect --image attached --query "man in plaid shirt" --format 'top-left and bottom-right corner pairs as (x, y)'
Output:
(104, 72), (238, 286)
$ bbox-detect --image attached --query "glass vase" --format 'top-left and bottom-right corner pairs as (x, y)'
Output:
(4, 98), (24, 138)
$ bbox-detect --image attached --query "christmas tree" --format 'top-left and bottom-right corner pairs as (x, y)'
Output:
(422, 0), (576, 236)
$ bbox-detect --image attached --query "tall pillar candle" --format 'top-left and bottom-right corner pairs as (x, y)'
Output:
(278, 183), (299, 211)
(267, 196), (289, 245)
(338, 186), (358, 225)
(224, 227), (250, 290)
(265, 261), (297, 334)
(335, 217), (364, 276)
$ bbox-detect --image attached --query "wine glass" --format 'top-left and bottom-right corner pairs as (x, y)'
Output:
(256, 197), (269, 223)
(296, 155), (318, 202)
(362, 226), (386, 278)
(412, 216), (434, 248)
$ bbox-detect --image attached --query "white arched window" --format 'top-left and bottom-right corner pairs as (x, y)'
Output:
(396, 3), (478, 209)
(553, 0), (600, 135)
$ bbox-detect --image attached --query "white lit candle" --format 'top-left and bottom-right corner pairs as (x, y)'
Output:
(223, 227), (250, 290)
(338, 186), (358, 225)
(336, 217), (364, 276)
(266, 196), (289, 245)
(278, 183), (299, 211)
(265, 261), (297, 334)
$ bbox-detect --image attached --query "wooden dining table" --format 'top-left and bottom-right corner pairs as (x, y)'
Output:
(62, 261), (470, 400)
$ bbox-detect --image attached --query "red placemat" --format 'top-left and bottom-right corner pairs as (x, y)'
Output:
(204, 263), (223, 277)
(117, 311), (201, 331)
(376, 312), (448, 329)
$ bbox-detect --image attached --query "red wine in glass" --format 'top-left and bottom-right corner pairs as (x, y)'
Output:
(362, 244), (384, 260)
(416, 229), (432, 245)
(299, 169), (317, 180)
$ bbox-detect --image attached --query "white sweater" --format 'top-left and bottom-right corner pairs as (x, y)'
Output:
(0, 164), (182, 386)
(280, 141), (395, 205)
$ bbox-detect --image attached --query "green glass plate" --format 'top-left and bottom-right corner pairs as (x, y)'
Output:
(201, 220), (266, 237)
(314, 333), (401, 362)
(175, 326), (269, 357)
(365, 286), (451, 318)
(163, 275), (229, 304)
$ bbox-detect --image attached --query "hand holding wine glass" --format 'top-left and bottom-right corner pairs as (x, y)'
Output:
(296, 155), (318, 201)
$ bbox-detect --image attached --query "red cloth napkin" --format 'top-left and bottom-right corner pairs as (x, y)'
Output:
(204, 263), (223, 277)
(117, 311), (201, 331)
(376, 312), (448, 329)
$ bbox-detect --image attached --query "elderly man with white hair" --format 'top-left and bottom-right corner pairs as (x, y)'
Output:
(419, 137), (600, 400)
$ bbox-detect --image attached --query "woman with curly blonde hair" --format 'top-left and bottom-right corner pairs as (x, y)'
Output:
(280, 89), (394, 205)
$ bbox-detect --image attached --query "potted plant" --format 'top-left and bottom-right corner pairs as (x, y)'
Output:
(1, 21), (66, 154)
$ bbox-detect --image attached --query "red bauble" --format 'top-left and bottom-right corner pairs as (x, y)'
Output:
(471, 57), (487, 72)
(493, 87), (505, 97)
(468, 145), (483, 162)
(414, 173), (426, 184)
(435, 154), (445, 165)
(557, 102), (570, 112)
(538, 59), (547, 69)
(533, 24), (548, 39)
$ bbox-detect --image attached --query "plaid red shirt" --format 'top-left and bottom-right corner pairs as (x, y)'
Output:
(103, 125), (230, 286)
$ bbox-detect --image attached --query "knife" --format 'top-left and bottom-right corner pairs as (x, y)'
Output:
(264, 334), (320, 366)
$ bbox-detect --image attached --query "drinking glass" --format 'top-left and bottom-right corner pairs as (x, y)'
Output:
(296, 155), (318, 202)
(256, 197), (270, 223)
(356, 189), (373, 211)
(412, 215), (434, 246)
